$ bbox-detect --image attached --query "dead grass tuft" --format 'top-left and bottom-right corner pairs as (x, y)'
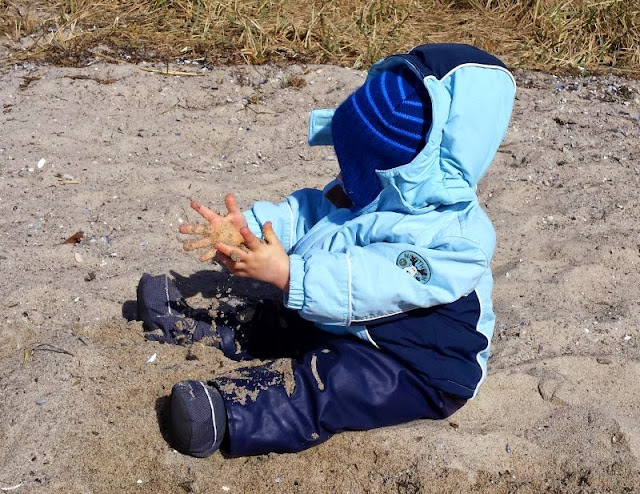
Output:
(0, 0), (638, 75)
(281, 73), (307, 89)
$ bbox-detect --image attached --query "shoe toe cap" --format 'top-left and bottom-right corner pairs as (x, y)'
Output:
(170, 380), (224, 457)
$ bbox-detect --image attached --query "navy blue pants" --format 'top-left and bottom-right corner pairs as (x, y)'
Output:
(211, 301), (467, 457)
(136, 274), (475, 457)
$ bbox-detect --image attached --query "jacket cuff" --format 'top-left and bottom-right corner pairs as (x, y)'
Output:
(284, 254), (305, 310)
(243, 210), (262, 238)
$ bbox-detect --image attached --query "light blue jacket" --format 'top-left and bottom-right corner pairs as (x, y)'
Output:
(244, 44), (516, 396)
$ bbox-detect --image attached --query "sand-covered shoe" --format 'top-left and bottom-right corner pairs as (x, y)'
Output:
(136, 273), (217, 345)
(170, 380), (227, 457)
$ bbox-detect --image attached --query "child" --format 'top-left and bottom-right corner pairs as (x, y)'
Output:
(137, 43), (516, 457)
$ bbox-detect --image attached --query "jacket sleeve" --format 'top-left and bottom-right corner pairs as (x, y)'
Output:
(284, 236), (490, 328)
(243, 181), (339, 252)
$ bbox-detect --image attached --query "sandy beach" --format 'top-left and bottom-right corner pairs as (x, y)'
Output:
(0, 59), (639, 492)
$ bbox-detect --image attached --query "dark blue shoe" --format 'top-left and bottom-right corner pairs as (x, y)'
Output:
(170, 380), (227, 457)
(136, 273), (216, 345)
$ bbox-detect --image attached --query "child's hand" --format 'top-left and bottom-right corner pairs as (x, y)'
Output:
(215, 222), (290, 292)
(179, 194), (247, 262)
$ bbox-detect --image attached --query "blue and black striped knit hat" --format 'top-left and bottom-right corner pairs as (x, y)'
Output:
(332, 68), (432, 208)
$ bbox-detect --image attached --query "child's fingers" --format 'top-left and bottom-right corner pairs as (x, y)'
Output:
(191, 200), (220, 223)
(262, 222), (282, 246)
(179, 224), (209, 235)
(239, 226), (261, 250)
(215, 250), (231, 264)
(225, 194), (241, 216)
(215, 242), (246, 263)
(216, 253), (248, 278)
(183, 237), (213, 251)
(199, 248), (217, 262)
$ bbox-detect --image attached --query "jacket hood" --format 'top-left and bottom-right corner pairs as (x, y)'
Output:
(308, 43), (516, 213)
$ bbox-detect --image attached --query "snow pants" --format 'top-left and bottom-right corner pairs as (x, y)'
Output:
(211, 300), (467, 457)
(136, 273), (474, 457)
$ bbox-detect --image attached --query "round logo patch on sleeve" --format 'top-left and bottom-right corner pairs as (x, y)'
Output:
(396, 251), (431, 284)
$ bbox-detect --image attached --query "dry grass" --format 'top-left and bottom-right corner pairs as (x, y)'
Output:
(1, 0), (638, 75)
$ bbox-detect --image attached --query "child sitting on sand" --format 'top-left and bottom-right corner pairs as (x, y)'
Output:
(137, 43), (516, 457)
